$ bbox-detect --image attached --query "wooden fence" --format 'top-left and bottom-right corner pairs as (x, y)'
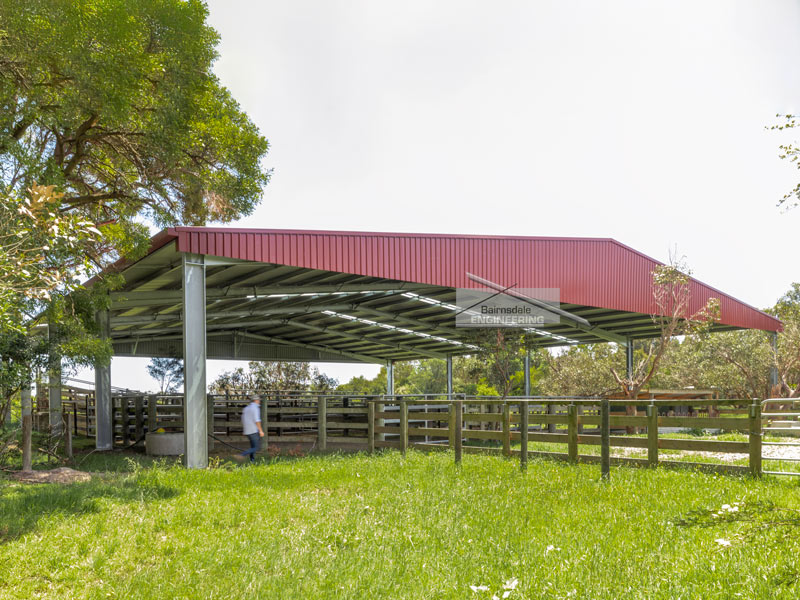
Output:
(370, 396), (762, 478)
(52, 389), (779, 478)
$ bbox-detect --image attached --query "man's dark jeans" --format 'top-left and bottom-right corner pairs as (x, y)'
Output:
(242, 432), (261, 462)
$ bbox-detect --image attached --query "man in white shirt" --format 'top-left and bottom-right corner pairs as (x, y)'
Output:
(240, 394), (264, 463)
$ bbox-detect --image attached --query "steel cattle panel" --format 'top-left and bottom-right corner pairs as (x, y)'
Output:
(163, 227), (780, 333)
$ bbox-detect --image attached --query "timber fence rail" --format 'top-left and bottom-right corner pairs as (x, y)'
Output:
(367, 396), (766, 479)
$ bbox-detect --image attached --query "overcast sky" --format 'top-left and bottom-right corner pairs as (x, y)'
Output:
(83, 1), (800, 391)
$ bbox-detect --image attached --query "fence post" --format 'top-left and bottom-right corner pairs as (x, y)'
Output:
(121, 397), (130, 444)
(749, 401), (762, 478)
(502, 402), (511, 457)
(448, 402), (456, 449)
(520, 401), (528, 472)
(134, 396), (144, 441)
(207, 394), (214, 451)
(368, 401), (375, 454)
(454, 399), (463, 465)
(568, 404), (578, 463)
(64, 413), (73, 459)
(318, 396), (327, 452)
(147, 395), (157, 433)
(600, 399), (610, 480)
(647, 404), (658, 467)
(262, 395), (268, 449)
(547, 403), (557, 434)
(377, 396), (385, 443)
(111, 397), (118, 447)
(400, 400), (409, 455)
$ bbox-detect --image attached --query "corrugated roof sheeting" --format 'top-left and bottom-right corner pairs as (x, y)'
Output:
(168, 227), (780, 333)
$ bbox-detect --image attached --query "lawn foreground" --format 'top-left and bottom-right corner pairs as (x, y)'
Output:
(2, 451), (800, 599)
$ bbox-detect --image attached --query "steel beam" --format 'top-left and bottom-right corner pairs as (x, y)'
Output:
(236, 331), (385, 364)
(95, 310), (113, 450)
(110, 305), (357, 325)
(287, 320), (447, 359)
(182, 253), (207, 469)
(110, 283), (429, 303)
(387, 359), (394, 396)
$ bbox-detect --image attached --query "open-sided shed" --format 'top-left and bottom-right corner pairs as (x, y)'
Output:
(81, 227), (780, 467)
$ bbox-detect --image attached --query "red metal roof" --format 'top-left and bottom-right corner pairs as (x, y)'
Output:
(163, 227), (781, 333)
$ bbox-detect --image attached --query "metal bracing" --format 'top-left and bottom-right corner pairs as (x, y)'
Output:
(182, 253), (208, 469)
(95, 310), (113, 450)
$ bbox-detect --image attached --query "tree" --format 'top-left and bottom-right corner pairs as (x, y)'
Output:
(0, 0), (270, 241)
(466, 329), (531, 399)
(209, 362), (337, 394)
(0, 184), (109, 426)
(771, 114), (800, 208)
(146, 357), (183, 394)
(771, 283), (800, 397)
(610, 260), (720, 400)
(541, 344), (626, 397)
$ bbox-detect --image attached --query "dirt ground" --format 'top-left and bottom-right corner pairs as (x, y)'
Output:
(8, 467), (92, 484)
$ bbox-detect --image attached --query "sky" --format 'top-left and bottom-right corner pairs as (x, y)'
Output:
(79, 0), (800, 392)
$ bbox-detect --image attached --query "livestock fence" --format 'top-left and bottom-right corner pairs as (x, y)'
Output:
(39, 388), (800, 478)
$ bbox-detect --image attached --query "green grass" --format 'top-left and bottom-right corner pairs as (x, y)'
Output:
(3, 451), (800, 599)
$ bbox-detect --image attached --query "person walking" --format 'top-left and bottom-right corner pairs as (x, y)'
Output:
(239, 394), (264, 463)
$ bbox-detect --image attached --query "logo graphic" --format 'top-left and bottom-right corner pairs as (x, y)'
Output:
(455, 274), (561, 328)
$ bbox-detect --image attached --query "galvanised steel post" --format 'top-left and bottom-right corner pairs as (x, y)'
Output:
(95, 310), (113, 451)
(524, 351), (531, 396)
(446, 356), (453, 398)
(182, 253), (208, 469)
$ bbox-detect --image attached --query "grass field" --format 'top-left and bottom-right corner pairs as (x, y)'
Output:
(3, 450), (800, 599)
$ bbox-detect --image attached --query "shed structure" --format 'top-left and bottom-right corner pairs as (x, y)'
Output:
(81, 227), (781, 467)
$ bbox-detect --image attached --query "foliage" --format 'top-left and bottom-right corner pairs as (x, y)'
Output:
(770, 113), (800, 208)
(0, 184), (101, 333)
(540, 343), (626, 396)
(0, 184), (113, 423)
(3, 453), (800, 598)
(0, 0), (270, 235)
(464, 329), (533, 398)
(610, 260), (720, 399)
(209, 361), (338, 393)
(0, 0), (270, 434)
(146, 357), (182, 394)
